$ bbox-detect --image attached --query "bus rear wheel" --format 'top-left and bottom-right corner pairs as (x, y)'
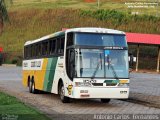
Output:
(101, 99), (111, 103)
(59, 83), (70, 103)
(29, 79), (37, 94)
(29, 80), (32, 93)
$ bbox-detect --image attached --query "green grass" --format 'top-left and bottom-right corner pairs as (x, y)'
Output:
(0, 92), (50, 120)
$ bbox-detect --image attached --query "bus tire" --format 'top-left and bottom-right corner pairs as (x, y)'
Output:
(31, 80), (37, 94)
(59, 83), (70, 103)
(101, 99), (111, 103)
(29, 79), (32, 93)
(29, 78), (38, 94)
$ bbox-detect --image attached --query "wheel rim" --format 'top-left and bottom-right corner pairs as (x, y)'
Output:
(32, 82), (34, 91)
(60, 86), (65, 100)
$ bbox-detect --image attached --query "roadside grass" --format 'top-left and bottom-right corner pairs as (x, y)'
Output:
(0, 92), (50, 120)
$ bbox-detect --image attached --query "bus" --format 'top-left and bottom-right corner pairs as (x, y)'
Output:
(23, 28), (129, 103)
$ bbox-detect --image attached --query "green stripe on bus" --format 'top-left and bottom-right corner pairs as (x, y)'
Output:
(43, 57), (58, 92)
(104, 80), (119, 83)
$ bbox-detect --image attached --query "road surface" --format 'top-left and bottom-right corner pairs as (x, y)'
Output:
(0, 67), (160, 119)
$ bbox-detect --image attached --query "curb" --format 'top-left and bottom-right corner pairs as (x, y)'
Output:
(2, 64), (17, 67)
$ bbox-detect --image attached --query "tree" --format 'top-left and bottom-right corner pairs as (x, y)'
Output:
(0, 0), (9, 34)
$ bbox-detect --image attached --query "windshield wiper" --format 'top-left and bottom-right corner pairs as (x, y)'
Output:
(107, 56), (119, 80)
(91, 54), (102, 79)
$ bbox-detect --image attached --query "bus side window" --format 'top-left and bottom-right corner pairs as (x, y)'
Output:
(49, 40), (52, 55)
(60, 37), (65, 54)
(38, 43), (41, 57)
(57, 38), (61, 54)
(42, 42), (45, 56)
(31, 45), (34, 58)
(66, 49), (75, 80)
(28, 46), (31, 58)
(67, 33), (73, 47)
(42, 41), (48, 56)
(49, 39), (56, 55)
(35, 44), (39, 57)
(33, 45), (36, 57)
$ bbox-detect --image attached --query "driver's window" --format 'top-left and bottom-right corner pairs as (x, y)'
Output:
(66, 49), (75, 80)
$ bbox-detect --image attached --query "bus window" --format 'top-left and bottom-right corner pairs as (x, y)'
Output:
(49, 39), (56, 55)
(28, 46), (31, 58)
(35, 44), (38, 57)
(57, 38), (61, 54)
(60, 37), (65, 54)
(38, 43), (41, 56)
(31, 45), (34, 58)
(33, 45), (36, 57)
(42, 41), (48, 56)
(66, 49), (75, 80)
(67, 32), (74, 47)
(57, 37), (64, 55)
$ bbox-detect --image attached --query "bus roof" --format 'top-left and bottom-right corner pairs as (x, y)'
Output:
(66, 27), (125, 34)
(24, 27), (125, 46)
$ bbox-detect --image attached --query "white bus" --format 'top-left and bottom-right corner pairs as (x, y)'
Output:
(23, 28), (129, 103)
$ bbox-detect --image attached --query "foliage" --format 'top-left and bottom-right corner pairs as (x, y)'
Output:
(0, 0), (9, 21)
(80, 9), (160, 25)
(0, 0), (9, 33)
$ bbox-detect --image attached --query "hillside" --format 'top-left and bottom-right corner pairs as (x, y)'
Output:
(0, 0), (159, 68)
(0, 8), (160, 51)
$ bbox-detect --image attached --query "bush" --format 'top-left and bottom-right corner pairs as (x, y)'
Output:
(12, 59), (18, 64)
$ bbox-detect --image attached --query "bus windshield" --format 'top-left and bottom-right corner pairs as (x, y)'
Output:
(75, 33), (127, 47)
(75, 49), (129, 78)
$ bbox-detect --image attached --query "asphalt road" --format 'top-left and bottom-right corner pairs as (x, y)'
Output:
(0, 67), (160, 119)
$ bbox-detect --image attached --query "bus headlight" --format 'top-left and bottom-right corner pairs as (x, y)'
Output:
(118, 83), (129, 87)
(75, 82), (92, 87)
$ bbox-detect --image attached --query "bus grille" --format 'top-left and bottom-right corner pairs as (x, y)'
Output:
(92, 83), (103, 86)
(106, 83), (117, 86)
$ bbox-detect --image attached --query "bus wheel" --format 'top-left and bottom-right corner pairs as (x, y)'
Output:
(31, 80), (37, 94)
(101, 99), (111, 103)
(29, 80), (32, 93)
(59, 84), (70, 103)
(29, 79), (37, 94)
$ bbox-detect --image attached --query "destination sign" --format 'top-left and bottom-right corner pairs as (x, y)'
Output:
(104, 46), (127, 50)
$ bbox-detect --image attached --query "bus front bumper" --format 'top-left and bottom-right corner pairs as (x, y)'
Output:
(71, 87), (129, 99)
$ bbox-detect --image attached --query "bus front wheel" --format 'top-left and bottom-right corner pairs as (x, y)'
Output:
(59, 83), (70, 103)
(101, 99), (111, 103)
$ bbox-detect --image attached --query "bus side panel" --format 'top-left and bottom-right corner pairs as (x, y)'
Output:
(34, 58), (48, 90)
(22, 61), (35, 87)
(43, 57), (58, 92)
(22, 70), (29, 87)
(51, 57), (65, 94)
